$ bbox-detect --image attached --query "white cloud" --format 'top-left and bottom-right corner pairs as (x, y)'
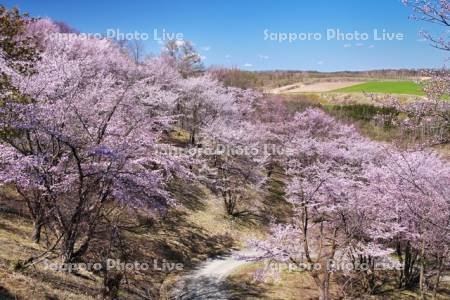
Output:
(343, 44), (351, 48)
(225, 54), (231, 58)
(368, 45), (375, 48)
(317, 61), (324, 65)
(201, 46), (211, 51)
(258, 54), (270, 60)
(200, 55), (207, 60)
(355, 43), (364, 47)
(243, 63), (252, 67)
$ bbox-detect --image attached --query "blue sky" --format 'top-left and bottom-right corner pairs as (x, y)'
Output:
(3, 0), (448, 71)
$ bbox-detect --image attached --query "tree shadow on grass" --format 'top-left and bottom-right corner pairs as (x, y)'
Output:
(169, 181), (208, 211)
(149, 210), (234, 267)
(261, 173), (292, 224)
(0, 286), (17, 300)
(113, 208), (235, 299)
(226, 279), (270, 300)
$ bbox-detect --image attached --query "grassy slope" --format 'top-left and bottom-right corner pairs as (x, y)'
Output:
(228, 262), (450, 300)
(332, 81), (424, 95)
(0, 211), (101, 300)
(0, 128), (271, 300)
(225, 96), (450, 299)
(0, 184), (250, 300)
(228, 263), (337, 300)
(226, 160), (450, 300)
(1, 112), (448, 299)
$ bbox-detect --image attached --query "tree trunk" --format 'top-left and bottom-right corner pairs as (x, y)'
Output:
(61, 234), (76, 264)
(400, 241), (419, 289)
(102, 272), (122, 300)
(396, 241), (404, 288)
(189, 128), (196, 145)
(223, 191), (236, 216)
(432, 256), (443, 300)
(312, 270), (331, 300)
(31, 218), (43, 243)
(419, 239), (426, 300)
(318, 282), (330, 300)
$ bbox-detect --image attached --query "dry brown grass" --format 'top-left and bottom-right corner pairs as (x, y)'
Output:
(228, 262), (338, 300)
(0, 181), (243, 299)
(184, 185), (267, 249)
(228, 262), (450, 300)
(0, 212), (101, 300)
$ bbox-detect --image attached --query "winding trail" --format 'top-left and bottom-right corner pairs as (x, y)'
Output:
(170, 250), (257, 300)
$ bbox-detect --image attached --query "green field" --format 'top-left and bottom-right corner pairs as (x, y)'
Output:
(332, 81), (424, 95)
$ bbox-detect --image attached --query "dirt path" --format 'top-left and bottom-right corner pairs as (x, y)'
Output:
(170, 250), (257, 299)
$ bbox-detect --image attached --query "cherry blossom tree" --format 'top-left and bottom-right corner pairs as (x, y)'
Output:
(1, 7), (449, 300)
(0, 6), (40, 106)
(163, 39), (203, 77)
(366, 149), (450, 299)
(398, 0), (450, 145)
(248, 109), (449, 299)
(248, 109), (403, 300)
(370, 69), (450, 145)
(0, 19), (192, 263)
(174, 74), (260, 145)
(402, 0), (449, 51)
(202, 118), (269, 216)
